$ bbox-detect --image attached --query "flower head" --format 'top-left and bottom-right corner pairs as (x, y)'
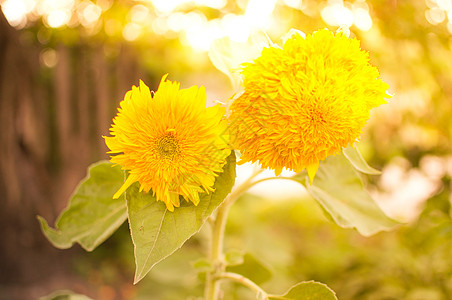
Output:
(229, 29), (390, 182)
(105, 75), (231, 211)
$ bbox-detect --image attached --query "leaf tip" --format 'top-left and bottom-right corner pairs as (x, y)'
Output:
(133, 273), (144, 285)
(37, 215), (51, 231)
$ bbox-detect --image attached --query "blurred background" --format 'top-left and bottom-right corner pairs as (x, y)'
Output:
(0, 0), (451, 299)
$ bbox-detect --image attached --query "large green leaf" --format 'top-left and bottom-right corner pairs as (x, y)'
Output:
(342, 144), (381, 175)
(269, 281), (337, 300)
(291, 154), (399, 236)
(38, 161), (127, 251)
(127, 152), (236, 284)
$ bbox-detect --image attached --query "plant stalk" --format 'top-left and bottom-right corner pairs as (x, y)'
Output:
(204, 168), (264, 300)
(216, 272), (269, 299)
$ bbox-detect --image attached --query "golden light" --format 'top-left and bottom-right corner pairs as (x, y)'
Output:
(129, 4), (150, 24)
(222, 14), (251, 42)
(194, 0), (227, 9)
(1, 0), (35, 28)
(123, 22), (141, 41)
(283, 0), (303, 10)
(104, 18), (121, 36)
(181, 12), (210, 50)
(40, 48), (58, 68)
(426, 7), (446, 24)
(152, 16), (169, 35)
(149, 0), (185, 14)
(354, 8), (372, 31)
(437, 0), (452, 10)
(244, 0), (277, 29)
(37, 0), (74, 15)
(38, 0), (74, 28)
(0, 0), (379, 51)
(185, 20), (223, 51)
(167, 12), (187, 32)
(46, 9), (71, 28)
(321, 1), (354, 28)
(320, 1), (373, 31)
(79, 2), (102, 27)
(96, 0), (112, 11)
(425, 0), (452, 28)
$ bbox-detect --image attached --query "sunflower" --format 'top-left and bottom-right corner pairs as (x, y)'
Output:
(105, 75), (231, 211)
(228, 29), (390, 182)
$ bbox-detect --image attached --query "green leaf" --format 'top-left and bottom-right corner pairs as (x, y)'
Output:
(225, 249), (245, 266)
(342, 144), (381, 175)
(39, 290), (94, 300)
(38, 161), (127, 251)
(297, 154), (399, 236)
(192, 258), (213, 273)
(269, 281), (337, 300)
(127, 152), (236, 284)
(226, 253), (272, 285)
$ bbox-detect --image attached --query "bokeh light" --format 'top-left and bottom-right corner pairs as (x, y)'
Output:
(321, 0), (373, 31)
(78, 1), (102, 28)
(425, 0), (452, 33)
(39, 48), (58, 68)
(1, 0), (35, 28)
(5, 0), (452, 47)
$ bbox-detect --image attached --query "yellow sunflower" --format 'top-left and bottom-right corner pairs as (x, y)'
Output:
(105, 75), (231, 211)
(229, 29), (390, 182)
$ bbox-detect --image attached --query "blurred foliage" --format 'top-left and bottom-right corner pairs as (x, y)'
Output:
(73, 190), (451, 299)
(2, 0), (452, 299)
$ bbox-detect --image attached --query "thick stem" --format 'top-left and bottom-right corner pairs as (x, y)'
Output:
(204, 168), (264, 300)
(204, 198), (230, 300)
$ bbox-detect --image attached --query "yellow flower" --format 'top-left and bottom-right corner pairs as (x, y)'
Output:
(229, 29), (389, 182)
(105, 75), (231, 211)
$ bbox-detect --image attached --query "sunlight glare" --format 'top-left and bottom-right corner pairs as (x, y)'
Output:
(39, 0), (75, 28)
(79, 2), (102, 27)
(150, 0), (186, 14)
(245, 0), (277, 29)
(129, 5), (150, 24)
(123, 23), (141, 41)
(167, 12), (187, 32)
(152, 16), (169, 34)
(46, 10), (71, 28)
(354, 8), (372, 31)
(425, 7), (446, 24)
(437, 0), (452, 10)
(183, 13), (218, 51)
(38, 0), (74, 14)
(321, 3), (354, 27)
(283, 0), (303, 9)
(195, 0), (227, 9)
(222, 14), (251, 42)
(1, 0), (35, 28)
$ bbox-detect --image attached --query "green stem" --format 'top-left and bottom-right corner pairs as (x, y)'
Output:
(216, 272), (269, 299)
(205, 168), (264, 300)
(251, 176), (298, 186)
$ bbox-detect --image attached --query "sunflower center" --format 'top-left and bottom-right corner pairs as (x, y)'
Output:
(307, 106), (326, 126)
(156, 134), (179, 159)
